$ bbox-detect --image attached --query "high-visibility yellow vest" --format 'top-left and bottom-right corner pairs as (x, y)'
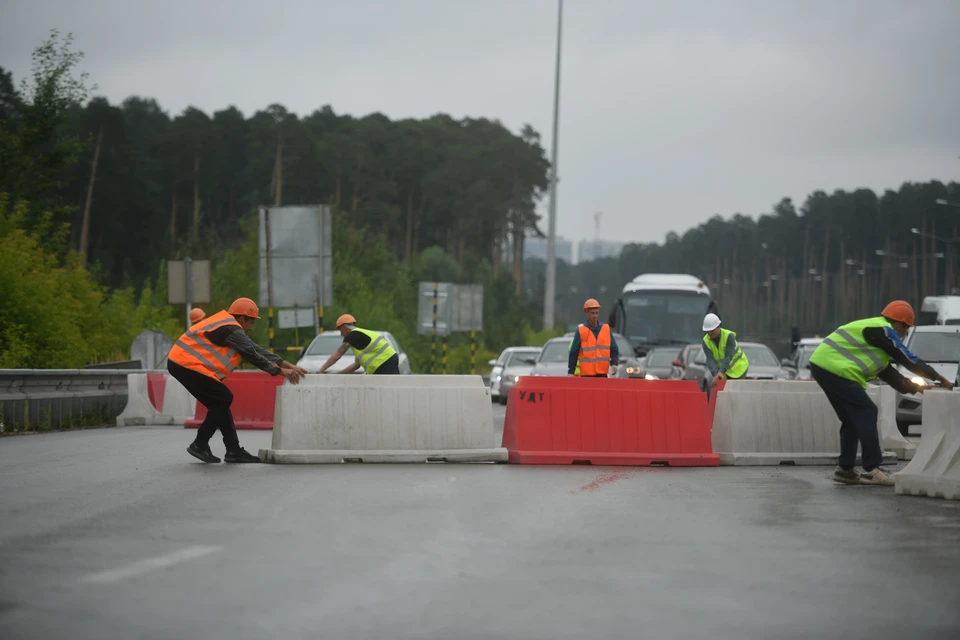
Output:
(703, 328), (749, 379)
(349, 328), (397, 374)
(808, 316), (893, 388)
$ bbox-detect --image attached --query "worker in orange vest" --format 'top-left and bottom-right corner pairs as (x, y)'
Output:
(189, 308), (206, 325)
(167, 297), (308, 464)
(568, 298), (619, 377)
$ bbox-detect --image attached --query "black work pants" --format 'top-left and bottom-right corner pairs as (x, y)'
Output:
(810, 362), (883, 471)
(372, 354), (400, 375)
(167, 360), (240, 451)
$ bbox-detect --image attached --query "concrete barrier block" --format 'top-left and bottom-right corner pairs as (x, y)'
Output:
(259, 375), (507, 463)
(895, 391), (960, 500)
(868, 384), (916, 461)
(116, 373), (193, 426)
(712, 385), (897, 466)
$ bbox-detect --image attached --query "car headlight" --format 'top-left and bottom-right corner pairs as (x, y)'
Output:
(626, 366), (636, 374)
(911, 376), (931, 386)
(496, 375), (501, 381)
(514, 376), (521, 382)
(645, 374), (658, 380)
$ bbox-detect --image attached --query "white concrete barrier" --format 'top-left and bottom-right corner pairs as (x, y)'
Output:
(869, 384), (916, 461)
(712, 381), (898, 466)
(895, 391), (960, 500)
(116, 373), (195, 426)
(259, 375), (507, 463)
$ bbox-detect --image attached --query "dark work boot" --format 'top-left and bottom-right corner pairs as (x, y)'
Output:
(223, 447), (262, 463)
(187, 441), (221, 463)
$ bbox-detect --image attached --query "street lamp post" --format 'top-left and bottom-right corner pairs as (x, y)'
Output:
(542, 0), (563, 331)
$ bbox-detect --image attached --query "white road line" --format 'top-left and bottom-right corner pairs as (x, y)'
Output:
(80, 545), (223, 585)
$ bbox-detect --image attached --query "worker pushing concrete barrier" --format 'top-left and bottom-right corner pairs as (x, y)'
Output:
(711, 381), (898, 466)
(259, 374), (507, 463)
(894, 390), (960, 500)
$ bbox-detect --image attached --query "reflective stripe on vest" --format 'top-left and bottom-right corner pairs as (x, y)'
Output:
(349, 328), (397, 374)
(703, 328), (749, 379)
(808, 316), (892, 388)
(168, 310), (242, 380)
(577, 323), (611, 376)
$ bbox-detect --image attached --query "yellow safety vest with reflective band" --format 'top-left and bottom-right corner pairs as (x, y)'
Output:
(808, 316), (893, 389)
(349, 328), (397, 374)
(167, 310), (243, 381)
(703, 328), (749, 379)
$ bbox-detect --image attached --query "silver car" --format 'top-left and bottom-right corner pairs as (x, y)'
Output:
(488, 347), (541, 404)
(530, 333), (633, 378)
(885, 325), (960, 436)
(780, 338), (824, 381)
(691, 341), (789, 383)
(296, 330), (411, 374)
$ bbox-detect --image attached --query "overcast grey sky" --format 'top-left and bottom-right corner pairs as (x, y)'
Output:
(2, 0), (959, 245)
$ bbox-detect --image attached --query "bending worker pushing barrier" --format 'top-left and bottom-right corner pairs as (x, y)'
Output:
(316, 314), (401, 375)
(809, 300), (954, 486)
(167, 297), (309, 464)
(702, 312), (749, 384)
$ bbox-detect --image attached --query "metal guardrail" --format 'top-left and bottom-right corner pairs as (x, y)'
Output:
(0, 369), (158, 432)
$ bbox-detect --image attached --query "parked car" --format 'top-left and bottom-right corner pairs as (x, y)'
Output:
(531, 332), (635, 378)
(881, 325), (960, 436)
(296, 330), (411, 374)
(641, 346), (685, 380)
(488, 346), (541, 404)
(691, 341), (789, 381)
(780, 337), (823, 380)
(674, 343), (703, 381)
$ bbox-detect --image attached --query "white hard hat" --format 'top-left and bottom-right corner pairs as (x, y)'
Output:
(702, 313), (721, 332)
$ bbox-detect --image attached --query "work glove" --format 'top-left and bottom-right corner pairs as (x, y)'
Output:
(610, 364), (619, 377)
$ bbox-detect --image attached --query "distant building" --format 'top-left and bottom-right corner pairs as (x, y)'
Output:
(576, 239), (624, 264)
(523, 236), (574, 264)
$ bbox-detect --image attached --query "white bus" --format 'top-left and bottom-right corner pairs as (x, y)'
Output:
(607, 273), (719, 356)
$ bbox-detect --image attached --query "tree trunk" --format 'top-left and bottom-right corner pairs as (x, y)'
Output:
(404, 191), (413, 262)
(169, 190), (178, 242)
(79, 125), (103, 265)
(192, 152), (200, 234)
(274, 128), (284, 206)
(334, 154), (341, 206)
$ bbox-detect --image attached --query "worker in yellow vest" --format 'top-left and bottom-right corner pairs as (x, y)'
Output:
(809, 300), (953, 486)
(167, 297), (308, 464)
(568, 298), (619, 377)
(702, 313), (749, 384)
(317, 314), (401, 374)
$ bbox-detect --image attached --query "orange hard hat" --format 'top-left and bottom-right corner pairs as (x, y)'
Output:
(227, 297), (260, 319)
(336, 313), (357, 329)
(189, 308), (206, 324)
(583, 298), (601, 312)
(881, 300), (915, 327)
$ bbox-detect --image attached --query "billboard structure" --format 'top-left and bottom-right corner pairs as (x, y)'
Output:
(259, 206), (333, 351)
(417, 282), (484, 374)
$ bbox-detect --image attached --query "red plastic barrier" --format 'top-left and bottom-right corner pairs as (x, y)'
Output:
(184, 371), (284, 431)
(146, 373), (166, 412)
(501, 377), (721, 466)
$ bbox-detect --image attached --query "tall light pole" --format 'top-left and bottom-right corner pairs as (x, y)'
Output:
(542, 0), (563, 330)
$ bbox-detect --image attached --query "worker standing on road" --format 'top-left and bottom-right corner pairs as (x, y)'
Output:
(189, 308), (206, 326)
(702, 313), (749, 384)
(167, 297), (308, 464)
(809, 300), (954, 486)
(317, 314), (401, 375)
(568, 299), (619, 378)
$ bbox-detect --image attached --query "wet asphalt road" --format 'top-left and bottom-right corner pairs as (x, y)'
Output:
(1, 403), (959, 640)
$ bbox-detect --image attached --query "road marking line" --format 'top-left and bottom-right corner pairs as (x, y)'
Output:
(80, 545), (222, 585)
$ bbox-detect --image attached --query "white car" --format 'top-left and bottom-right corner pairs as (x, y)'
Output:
(488, 346), (541, 402)
(296, 330), (411, 374)
(883, 325), (960, 436)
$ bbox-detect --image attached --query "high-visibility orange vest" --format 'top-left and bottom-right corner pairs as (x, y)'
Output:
(577, 323), (612, 376)
(167, 310), (243, 381)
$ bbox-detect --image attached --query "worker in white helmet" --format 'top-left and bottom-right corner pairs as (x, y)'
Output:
(701, 313), (749, 384)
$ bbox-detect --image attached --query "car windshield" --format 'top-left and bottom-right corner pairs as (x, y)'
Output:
(621, 291), (712, 348)
(305, 334), (344, 356)
(906, 331), (960, 362)
(539, 340), (571, 363)
(647, 349), (680, 367)
(506, 350), (540, 366)
(741, 345), (779, 367)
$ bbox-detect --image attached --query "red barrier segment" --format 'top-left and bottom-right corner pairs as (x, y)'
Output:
(501, 377), (722, 466)
(146, 372), (166, 412)
(184, 371), (283, 431)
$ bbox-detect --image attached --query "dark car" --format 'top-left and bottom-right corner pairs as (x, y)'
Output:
(641, 346), (684, 380)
